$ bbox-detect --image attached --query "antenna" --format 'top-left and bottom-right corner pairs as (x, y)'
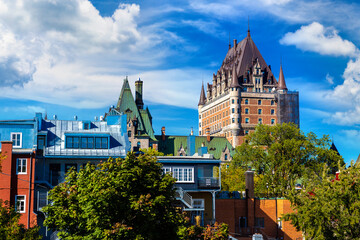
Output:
(229, 32), (231, 49)
(247, 16), (250, 37)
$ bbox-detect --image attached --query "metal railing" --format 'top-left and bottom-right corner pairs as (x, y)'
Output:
(175, 187), (193, 208)
(198, 177), (220, 188)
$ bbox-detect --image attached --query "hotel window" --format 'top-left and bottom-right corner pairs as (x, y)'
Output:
(37, 135), (45, 150)
(11, 132), (22, 148)
(237, 99), (239, 104)
(245, 108), (249, 114)
(128, 131), (131, 137)
(239, 217), (247, 228)
(243, 78), (247, 83)
(15, 195), (26, 213)
(232, 118), (235, 123)
(258, 118), (263, 124)
(17, 158), (27, 174)
(245, 99), (249, 105)
(271, 119), (275, 125)
(245, 118), (249, 124)
(271, 109), (275, 115)
(232, 99), (234, 104)
(271, 100), (275, 105)
(172, 167), (194, 182)
(95, 137), (108, 149)
(232, 108), (235, 113)
(258, 109), (262, 114)
(245, 130), (249, 135)
(258, 100), (262, 105)
(162, 167), (171, 175)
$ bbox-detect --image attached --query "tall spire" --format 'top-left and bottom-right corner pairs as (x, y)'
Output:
(277, 64), (287, 90)
(230, 63), (240, 88)
(198, 81), (206, 106)
(247, 16), (251, 38)
(229, 32), (231, 50)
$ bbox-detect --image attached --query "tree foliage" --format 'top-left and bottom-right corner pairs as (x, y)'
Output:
(231, 123), (344, 197)
(0, 200), (41, 240)
(43, 152), (181, 240)
(284, 164), (360, 240)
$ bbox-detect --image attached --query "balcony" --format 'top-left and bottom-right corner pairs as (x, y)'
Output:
(198, 177), (220, 189)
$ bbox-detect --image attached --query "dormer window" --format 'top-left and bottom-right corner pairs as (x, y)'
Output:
(83, 121), (91, 130)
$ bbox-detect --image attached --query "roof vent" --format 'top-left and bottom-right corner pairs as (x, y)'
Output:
(94, 116), (98, 121)
(53, 115), (57, 120)
(100, 116), (104, 121)
(74, 115), (78, 121)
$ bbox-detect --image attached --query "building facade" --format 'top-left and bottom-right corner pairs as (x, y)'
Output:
(198, 29), (299, 146)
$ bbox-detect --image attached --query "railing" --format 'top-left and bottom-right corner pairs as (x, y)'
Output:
(198, 177), (220, 189)
(44, 148), (126, 157)
(175, 187), (193, 208)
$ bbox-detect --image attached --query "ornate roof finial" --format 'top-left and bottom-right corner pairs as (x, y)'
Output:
(247, 16), (251, 38)
(229, 32), (231, 50)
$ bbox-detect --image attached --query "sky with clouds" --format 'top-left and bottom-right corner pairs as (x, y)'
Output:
(0, 0), (359, 163)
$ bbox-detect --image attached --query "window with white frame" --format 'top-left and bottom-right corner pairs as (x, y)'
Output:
(163, 167), (171, 175)
(172, 167), (194, 182)
(17, 158), (27, 174)
(15, 195), (26, 213)
(11, 133), (22, 148)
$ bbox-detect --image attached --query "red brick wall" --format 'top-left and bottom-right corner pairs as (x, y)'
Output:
(0, 141), (37, 228)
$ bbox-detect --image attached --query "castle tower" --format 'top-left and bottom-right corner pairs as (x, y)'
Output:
(197, 28), (299, 147)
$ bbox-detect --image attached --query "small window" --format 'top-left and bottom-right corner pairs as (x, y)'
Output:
(245, 118), (249, 124)
(137, 141), (141, 148)
(83, 122), (90, 130)
(258, 109), (262, 114)
(163, 167), (171, 175)
(11, 133), (22, 148)
(255, 217), (264, 228)
(95, 137), (108, 149)
(258, 100), (262, 105)
(271, 119), (275, 125)
(237, 99), (239, 104)
(15, 196), (26, 213)
(245, 99), (249, 105)
(258, 118), (263, 124)
(245, 130), (249, 135)
(232, 118), (235, 123)
(237, 118), (240, 123)
(271, 109), (275, 115)
(37, 136), (45, 150)
(245, 108), (249, 114)
(243, 78), (247, 83)
(271, 100), (275, 105)
(224, 154), (228, 160)
(237, 108), (240, 113)
(232, 99), (234, 104)
(17, 158), (27, 174)
(239, 217), (247, 228)
(232, 108), (235, 113)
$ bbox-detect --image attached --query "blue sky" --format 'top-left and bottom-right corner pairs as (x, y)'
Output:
(0, 0), (359, 163)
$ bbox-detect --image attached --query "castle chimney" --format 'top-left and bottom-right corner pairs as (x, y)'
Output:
(135, 78), (144, 109)
(206, 127), (210, 142)
(245, 167), (254, 199)
(161, 126), (166, 141)
(233, 39), (237, 49)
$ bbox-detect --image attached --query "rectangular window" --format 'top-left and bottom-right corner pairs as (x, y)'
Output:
(17, 158), (27, 174)
(232, 108), (234, 113)
(245, 118), (249, 124)
(271, 119), (275, 125)
(245, 130), (249, 135)
(172, 167), (194, 182)
(239, 217), (247, 228)
(255, 217), (264, 228)
(245, 108), (249, 114)
(95, 137), (108, 149)
(15, 195), (26, 213)
(232, 118), (235, 123)
(271, 100), (275, 105)
(258, 118), (263, 124)
(258, 100), (262, 105)
(271, 109), (275, 115)
(37, 135), (45, 150)
(232, 99), (234, 104)
(258, 109), (262, 114)
(163, 167), (171, 175)
(83, 122), (90, 130)
(245, 99), (248, 104)
(11, 133), (22, 148)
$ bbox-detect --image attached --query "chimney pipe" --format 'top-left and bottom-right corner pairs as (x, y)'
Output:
(233, 39), (237, 49)
(135, 78), (144, 110)
(245, 167), (254, 199)
(206, 127), (210, 142)
(161, 126), (166, 141)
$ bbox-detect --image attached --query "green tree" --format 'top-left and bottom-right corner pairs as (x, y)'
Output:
(220, 165), (246, 192)
(43, 152), (181, 240)
(284, 163), (360, 240)
(232, 123), (344, 197)
(0, 200), (41, 240)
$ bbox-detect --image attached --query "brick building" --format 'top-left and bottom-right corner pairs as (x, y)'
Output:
(216, 170), (302, 240)
(198, 29), (299, 146)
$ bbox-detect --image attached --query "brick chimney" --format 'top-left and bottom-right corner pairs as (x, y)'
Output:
(161, 126), (166, 141)
(245, 167), (254, 199)
(206, 127), (210, 142)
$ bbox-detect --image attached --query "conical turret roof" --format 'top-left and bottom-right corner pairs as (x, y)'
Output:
(198, 82), (206, 106)
(277, 64), (287, 90)
(230, 63), (240, 88)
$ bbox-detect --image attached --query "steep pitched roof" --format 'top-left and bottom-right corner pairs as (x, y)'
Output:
(155, 135), (234, 159)
(230, 62), (240, 88)
(220, 32), (277, 85)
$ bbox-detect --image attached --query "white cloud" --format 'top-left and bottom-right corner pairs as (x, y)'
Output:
(280, 22), (358, 57)
(326, 73), (334, 85)
(0, 0), (187, 109)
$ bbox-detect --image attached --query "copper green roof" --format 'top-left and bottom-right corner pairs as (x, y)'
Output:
(155, 135), (234, 159)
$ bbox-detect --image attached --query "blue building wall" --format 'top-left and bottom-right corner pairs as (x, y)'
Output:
(0, 120), (37, 149)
